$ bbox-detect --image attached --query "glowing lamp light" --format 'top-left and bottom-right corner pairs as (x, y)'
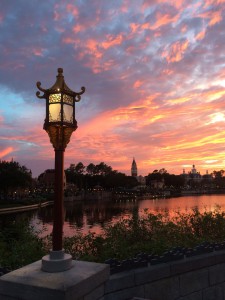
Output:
(36, 68), (85, 150)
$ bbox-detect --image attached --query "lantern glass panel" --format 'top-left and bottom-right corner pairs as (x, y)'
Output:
(63, 104), (73, 123)
(63, 94), (73, 105)
(49, 94), (61, 103)
(49, 103), (61, 122)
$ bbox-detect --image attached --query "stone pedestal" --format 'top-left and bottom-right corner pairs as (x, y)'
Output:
(0, 260), (110, 300)
(41, 250), (72, 272)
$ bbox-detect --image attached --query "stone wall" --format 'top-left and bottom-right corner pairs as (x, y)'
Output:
(1, 250), (225, 300)
(100, 250), (225, 300)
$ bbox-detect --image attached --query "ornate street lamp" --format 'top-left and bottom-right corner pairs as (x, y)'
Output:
(36, 68), (85, 272)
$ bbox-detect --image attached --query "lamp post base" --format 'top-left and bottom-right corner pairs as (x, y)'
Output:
(0, 259), (109, 300)
(41, 250), (72, 273)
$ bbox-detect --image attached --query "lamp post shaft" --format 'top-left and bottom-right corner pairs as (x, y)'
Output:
(53, 149), (64, 251)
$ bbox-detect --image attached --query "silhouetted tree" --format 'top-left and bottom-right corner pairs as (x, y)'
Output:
(212, 170), (225, 188)
(94, 162), (112, 176)
(74, 162), (85, 174)
(86, 163), (96, 175)
(0, 160), (32, 200)
(146, 170), (184, 189)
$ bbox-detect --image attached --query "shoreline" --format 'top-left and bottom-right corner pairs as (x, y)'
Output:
(1, 190), (225, 215)
(0, 201), (53, 215)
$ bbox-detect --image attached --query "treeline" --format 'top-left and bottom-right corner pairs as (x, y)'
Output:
(0, 160), (32, 200)
(2, 159), (225, 197)
(65, 162), (138, 190)
(64, 164), (186, 190)
(145, 168), (185, 188)
(64, 163), (225, 191)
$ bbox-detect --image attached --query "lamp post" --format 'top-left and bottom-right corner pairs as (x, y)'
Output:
(36, 68), (85, 272)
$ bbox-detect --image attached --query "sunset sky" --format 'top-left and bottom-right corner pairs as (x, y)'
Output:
(1, 0), (225, 178)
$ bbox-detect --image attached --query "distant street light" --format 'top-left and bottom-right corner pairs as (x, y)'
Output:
(36, 68), (85, 272)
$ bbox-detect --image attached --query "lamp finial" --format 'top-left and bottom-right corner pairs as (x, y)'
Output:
(58, 68), (63, 74)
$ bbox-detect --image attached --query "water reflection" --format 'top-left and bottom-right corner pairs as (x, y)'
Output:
(2, 195), (225, 237)
(32, 198), (140, 236)
(0, 210), (36, 228)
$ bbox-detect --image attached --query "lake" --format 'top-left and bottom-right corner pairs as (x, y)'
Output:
(28, 194), (225, 237)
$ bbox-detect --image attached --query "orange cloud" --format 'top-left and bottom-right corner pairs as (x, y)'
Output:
(158, 0), (185, 9)
(195, 29), (206, 41)
(53, 4), (60, 21)
(209, 11), (222, 26)
(120, 1), (129, 13)
(62, 37), (74, 44)
(181, 25), (187, 33)
(32, 48), (46, 57)
(154, 31), (161, 37)
(167, 96), (191, 105)
(101, 34), (124, 49)
(162, 39), (189, 63)
(143, 12), (180, 30)
(142, 0), (184, 10)
(133, 80), (144, 89)
(83, 38), (103, 62)
(164, 131), (225, 152)
(162, 69), (174, 75)
(72, 24), (84, 33)
(203, 89), (225, 102)
(130, 23), (140, 34)
(0, 147), (14, 158)
(64, 32), (125, 74)
(204, 0), (225, 7)
(199, 10), (222, 26)
(66, 4), (79, 17)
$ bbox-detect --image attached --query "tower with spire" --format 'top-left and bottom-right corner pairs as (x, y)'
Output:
(131, 158), (137, 177)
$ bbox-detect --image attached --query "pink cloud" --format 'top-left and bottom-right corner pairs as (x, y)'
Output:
(198, 10), (222, 26)
(143, 12), (180, 30)
(62, 36), (74, 44)
(181, 25), (187, 33)
(32, 48), (46, 57)
(204, 0), (225, 7)
(53, 4), (61, 21)
(120, 0), (130, 13)
(0, 147), (14, 159)
(162, 39), (189, 63)
(101, 34), (124, 50)
(72, 24), (84, 33)
(66, 4), (79, 17)
(86, 39), (102, 58)
(195, 29), (206, 40)
(130, 23), (140, 34)
(133, 80), (144, 89)
(162, 69), (174, 75)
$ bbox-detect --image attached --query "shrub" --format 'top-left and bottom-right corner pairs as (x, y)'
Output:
(2, 208), (225, 271)
(0, 220), (46, 270)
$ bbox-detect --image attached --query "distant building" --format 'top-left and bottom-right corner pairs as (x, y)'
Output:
(131, 158), (137, 177)
(150, 178), (165, 189)
(38, 169), (67, 190)
(182, 165), (212, 187)
(183, 164), (201, 183)
(131, 158), (146, 186)
(136, 175), (146, 186)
